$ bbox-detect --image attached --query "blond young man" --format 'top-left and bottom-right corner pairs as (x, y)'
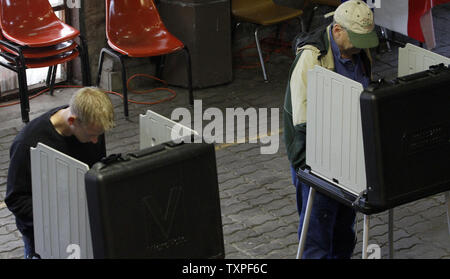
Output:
(5, 87), (114, 259)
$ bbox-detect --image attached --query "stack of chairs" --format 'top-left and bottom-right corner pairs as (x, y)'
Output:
(0, 0), (91, 123)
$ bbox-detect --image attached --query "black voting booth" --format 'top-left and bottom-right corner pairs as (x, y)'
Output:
(297, 64), (450, 257)
(84, 142), (225, 259)
(299, 64), (450, 214)
(361, 64), (450, 210)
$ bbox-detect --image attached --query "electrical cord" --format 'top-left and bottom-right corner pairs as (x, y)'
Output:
(0, 73), (176, 108)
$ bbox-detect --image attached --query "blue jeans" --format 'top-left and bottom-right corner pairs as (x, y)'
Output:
(23, 234), (40, 259)
(291, 167), (356, 259)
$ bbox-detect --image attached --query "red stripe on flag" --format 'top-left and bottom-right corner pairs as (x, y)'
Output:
(408, 0), (450, 42)
(407, 0), (432, 42)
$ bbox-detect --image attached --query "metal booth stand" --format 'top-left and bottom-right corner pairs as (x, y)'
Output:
(296, 168), (399, 259)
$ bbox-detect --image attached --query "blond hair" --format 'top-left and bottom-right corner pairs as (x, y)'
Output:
(69, 87), (115, 130)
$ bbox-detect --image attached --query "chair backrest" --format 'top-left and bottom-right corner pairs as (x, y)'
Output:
(105, 0), (167, 43)
(0, 0), (60, 33)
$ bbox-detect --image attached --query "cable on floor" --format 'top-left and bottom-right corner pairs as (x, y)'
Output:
(0, 73), (177, 108)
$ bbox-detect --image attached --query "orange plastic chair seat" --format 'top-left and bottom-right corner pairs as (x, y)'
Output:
(25, 50), (79, 68)
(0, 0), (80, 47)
(232, 0), (303, 26)
(1, 22), (80, 48)
(105, 0), (185, 57)
(0, 40), (77, 58)
(107, 31), (184, 57)
(2, 49), (79, 69)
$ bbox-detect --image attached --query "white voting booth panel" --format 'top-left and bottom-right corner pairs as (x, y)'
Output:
(139, 109), (199, 149)
(31, 143), (93, 259)
(306, 65), (366, 196)
(398, 43), (450, 77)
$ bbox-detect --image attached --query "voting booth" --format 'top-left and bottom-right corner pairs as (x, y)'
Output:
(31, 144), (93, 259)
(31, 110), (224, 259)
(85, 142), (224, 259)
(297, 44), (450, 259)
(139, 109), (199, 150)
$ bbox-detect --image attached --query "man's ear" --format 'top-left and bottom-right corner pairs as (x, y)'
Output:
(332, 23), (345, 41)
(68, 115), (76, 126)
(333, 23), (343, 34)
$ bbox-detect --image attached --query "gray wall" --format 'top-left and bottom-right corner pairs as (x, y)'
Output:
(79, 0), (106, 83)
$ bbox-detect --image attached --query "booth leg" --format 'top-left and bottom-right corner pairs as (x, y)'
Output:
(362, 215), (370, 259)
(446, 191), (450, 236)
(388, 209), (394, 259)
(296, 187), (316, 259)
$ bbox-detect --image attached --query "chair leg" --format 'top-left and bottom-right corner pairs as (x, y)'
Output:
(232, 21), (241, 43)
(46, 66), (53, 87)
(96, 48), (107, 87)
(78, 36), (92, 86)
(183, 47), (194, 106)
(275, 24), (281, 42)
(97, 47), (129, 118)
(49, 65), (57, 96)
(17, 66), (30, 123)
(119, 56), (129, 118)
(254, 26), (269, 82)
(155, 55), (166, 80)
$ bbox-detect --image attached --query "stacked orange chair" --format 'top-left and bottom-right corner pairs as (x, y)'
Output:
(97, 0), (193, 118)
(232, 0), (303, 82)
(0, 0), (91, 123)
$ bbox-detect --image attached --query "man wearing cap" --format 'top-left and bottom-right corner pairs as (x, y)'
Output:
(283, 0), (379, 258)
